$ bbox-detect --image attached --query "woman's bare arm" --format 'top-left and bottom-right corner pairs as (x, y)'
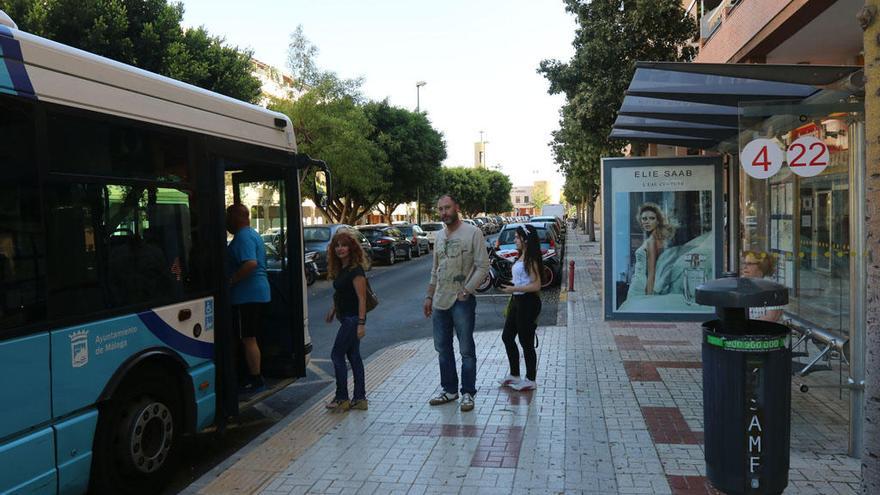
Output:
(353, 275), (367, 338)
(645, 239), (658, 294)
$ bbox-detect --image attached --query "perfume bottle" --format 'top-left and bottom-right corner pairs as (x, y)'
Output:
(683, 254), (706, 305)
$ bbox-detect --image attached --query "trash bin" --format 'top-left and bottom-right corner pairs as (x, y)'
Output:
(696, 274), (790, 495)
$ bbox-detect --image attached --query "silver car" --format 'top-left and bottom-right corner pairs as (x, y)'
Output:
(419, 222), (444, 248)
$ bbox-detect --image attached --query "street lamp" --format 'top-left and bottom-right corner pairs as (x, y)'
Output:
(416, 81), (426, 112)
(416, 80), (427, 224)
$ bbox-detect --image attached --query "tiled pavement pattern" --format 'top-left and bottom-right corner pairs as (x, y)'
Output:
(185, 231), (861, 495)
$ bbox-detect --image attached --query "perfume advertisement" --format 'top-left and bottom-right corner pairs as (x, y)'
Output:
(602, 156), (723, 320)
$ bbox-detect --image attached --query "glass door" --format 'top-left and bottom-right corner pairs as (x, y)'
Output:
(227, 169), (302, 390)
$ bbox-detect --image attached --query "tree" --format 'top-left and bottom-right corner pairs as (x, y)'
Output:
(364, 100), (446, 224)
(438, 167), (512, 217)
(287, 24), (364, 99)
(275, 26), (386, 225)
(166, 27), (261, 103)
(271, 89), (388, 225)
(477, 168), (514, 214)
(539, 0), (696, 241)
(859, 3), (880, 493)
(530, 186), (550, 212)
(0, 0), (262, 103)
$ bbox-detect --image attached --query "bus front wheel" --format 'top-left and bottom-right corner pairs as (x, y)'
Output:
(91, 369), (183, 494)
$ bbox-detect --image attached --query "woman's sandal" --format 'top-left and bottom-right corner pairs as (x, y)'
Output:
(325, 399), (350, 411)
(350, 399), (368, 410)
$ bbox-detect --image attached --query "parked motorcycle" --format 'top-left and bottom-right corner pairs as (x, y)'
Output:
(476, 249), (514, 293)
(305, 250), (319, 286)
(476, 248), (558, 292)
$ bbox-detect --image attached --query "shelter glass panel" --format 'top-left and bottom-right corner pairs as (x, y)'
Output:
(738, 95), (863, 336)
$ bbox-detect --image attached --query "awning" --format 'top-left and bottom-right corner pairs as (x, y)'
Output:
(611, 62), (861, 150)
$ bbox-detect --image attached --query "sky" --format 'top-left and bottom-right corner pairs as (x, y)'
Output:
(180, 0), (575, 199)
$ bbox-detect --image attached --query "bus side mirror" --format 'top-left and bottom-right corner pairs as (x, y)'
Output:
(315, 170), (328, 208)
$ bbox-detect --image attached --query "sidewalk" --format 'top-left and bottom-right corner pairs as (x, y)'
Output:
(183, 230), (860, 495)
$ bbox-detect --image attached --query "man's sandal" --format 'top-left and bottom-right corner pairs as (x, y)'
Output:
(428, 392), (459, 405)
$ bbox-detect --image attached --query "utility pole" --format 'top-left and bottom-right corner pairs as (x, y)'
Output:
(416, 80), (426, 224)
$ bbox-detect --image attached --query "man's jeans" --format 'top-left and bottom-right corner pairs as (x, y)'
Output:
(432, 294), (477, 395)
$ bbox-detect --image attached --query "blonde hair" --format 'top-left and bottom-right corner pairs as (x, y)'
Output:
(327, 228), (368, 279)
(743, 250), (775, 277)
(636, 202), (675, 242)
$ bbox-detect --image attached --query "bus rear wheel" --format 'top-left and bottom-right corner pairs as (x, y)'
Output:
(91, 370), (182, 495)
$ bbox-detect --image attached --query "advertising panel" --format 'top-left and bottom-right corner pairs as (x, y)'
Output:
(602, 156), (723, 320)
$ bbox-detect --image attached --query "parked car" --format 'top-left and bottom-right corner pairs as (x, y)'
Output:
(419, 221), (444, 248)
(531, 215), (566, 236)
(528, 221), (565, 258)
(396, 224), (431, 257)
(357, 226), (412, 265)
(463, 219), (478, 228)
(303, 224), (373, 275)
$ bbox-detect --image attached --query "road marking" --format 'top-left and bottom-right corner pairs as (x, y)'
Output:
(307, 362), (335, 381)
(252, 402), (284, 421)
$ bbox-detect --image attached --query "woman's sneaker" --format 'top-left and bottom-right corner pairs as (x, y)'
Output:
(510, 379), (536, 391)
(498, 375), (520, 386)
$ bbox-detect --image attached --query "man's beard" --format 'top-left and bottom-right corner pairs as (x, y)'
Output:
(442, 211), (459, 225)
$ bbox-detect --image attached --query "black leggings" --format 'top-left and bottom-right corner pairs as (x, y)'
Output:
(501, 293), (542, 381)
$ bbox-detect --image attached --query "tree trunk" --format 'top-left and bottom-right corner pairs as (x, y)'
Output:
(862, 3), (880, 493)
(586, 199), (595, 242)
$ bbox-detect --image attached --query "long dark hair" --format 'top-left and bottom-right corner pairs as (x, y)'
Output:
(516, 225), (543, 281)
(327, 228), (367, 279)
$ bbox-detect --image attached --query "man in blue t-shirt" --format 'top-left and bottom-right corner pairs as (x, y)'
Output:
(226, 204), (271, 396)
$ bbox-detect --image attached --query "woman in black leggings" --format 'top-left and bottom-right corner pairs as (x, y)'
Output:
(498, 225), (543, 391)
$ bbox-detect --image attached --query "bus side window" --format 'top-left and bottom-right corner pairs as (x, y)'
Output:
(0, 97), (46, 332)
(44, 183), (207, 319)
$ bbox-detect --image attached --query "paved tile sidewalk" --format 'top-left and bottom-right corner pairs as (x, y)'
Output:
(184, 230), (861, 495)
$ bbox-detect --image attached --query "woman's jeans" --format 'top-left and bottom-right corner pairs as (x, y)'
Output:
(432, 295), (477, 396)
(501, 293), (542, 381)
(331, 315), (365, 401)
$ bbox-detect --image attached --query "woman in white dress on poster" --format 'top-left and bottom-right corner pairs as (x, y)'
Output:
(627, 203), (675, 299)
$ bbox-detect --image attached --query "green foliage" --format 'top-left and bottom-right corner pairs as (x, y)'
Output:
(539, 0), (697, 236)
(364, 100), (446, 221)
(538, 0), (696, 151)
(286, 24), (364, 99)
(530, 187), (550, 211)
(0, 0), (262, 103)
(437, 167), (512, 217)
(271, 87), (389, 225)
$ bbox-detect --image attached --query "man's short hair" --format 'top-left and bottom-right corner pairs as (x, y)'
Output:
(226, 203), (249, 219)
(438, 194), (459, 205)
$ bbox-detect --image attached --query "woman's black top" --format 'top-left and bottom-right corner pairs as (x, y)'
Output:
(333, 265), (365, 317)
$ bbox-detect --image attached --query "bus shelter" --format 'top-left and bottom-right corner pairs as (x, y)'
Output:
(610, 62), (865, 456)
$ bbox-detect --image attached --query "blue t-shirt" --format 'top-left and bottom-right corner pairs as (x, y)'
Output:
(227, 227), (271, 305)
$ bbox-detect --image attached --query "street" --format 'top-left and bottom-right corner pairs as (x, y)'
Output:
(165, 245), (560, 493)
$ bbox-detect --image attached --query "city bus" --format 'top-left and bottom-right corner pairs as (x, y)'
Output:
(0, 11), (324, 494)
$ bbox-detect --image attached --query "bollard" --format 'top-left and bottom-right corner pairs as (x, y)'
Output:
(568, 260), (575, 292)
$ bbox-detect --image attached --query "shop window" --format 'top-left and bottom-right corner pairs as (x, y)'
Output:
(45, 183), (207, 319)
(0, 97), (46, 332)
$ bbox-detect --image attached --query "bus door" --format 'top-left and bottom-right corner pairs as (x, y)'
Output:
(228, 169), (307, 395)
